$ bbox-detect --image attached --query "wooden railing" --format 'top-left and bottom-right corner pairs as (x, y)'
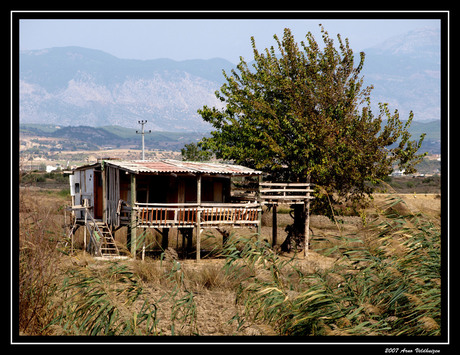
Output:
(133, 202), (261, 228)
(259, 182), (314, 204)
(134, 203), (198, 227)
(200, 203), (260, 227)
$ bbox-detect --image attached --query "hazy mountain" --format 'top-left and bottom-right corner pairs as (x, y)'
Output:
(361, 26), (440, 122)
(19, 26), (441, 132)
(20, 47), (234, 131)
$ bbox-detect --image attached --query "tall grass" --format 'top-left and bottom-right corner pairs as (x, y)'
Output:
(49, 262), (159, 335)
(19, 189), (64, 335)
(222, 197), (441, 336)
(161, 257), (198, 335)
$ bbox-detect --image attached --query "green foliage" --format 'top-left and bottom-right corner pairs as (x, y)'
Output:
(21, 173), (46, 183)
(198, 25), (425, 213)
(180, 142), (212, 162)
(222, 199), (440, 336)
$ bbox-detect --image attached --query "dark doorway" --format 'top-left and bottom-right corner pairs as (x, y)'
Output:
(94, 171), (103, 219)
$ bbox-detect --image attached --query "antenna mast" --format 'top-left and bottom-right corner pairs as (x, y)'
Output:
(136, 120), (151, 160)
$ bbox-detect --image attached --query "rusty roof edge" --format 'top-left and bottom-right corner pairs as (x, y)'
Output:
(163, 159), (263, 175)
(100, 159), (263, 175)
(104, 160), (144, 174)
(72, 162), (101, 171)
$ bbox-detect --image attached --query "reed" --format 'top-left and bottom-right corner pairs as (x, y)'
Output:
(223, 197), (441, 336)
(49, 262), (159, 335)
(161, 256), (198, 335)
(19, 188), (64, 335)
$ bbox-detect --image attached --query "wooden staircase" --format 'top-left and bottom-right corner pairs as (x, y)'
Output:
(85, 215), (120, 258)
(92, 221), (120, 258)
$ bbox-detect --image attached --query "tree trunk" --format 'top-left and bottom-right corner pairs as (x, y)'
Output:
(281, 204), (306, 252)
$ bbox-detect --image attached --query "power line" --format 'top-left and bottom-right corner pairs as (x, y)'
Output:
(136, 120), (151, 160)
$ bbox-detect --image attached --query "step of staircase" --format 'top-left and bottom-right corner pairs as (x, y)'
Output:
(86, 219), (120, 258)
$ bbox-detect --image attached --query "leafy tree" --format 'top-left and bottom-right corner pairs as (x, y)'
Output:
(181, 142), (212, 162)
(198, 25), (425, 215)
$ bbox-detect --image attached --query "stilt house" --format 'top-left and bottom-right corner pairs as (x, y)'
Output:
(68, 159), (263, 260)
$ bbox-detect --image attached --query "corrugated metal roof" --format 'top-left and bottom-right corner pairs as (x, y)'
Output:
(104, 159), (262, 175)
(72, 162), (101, 171)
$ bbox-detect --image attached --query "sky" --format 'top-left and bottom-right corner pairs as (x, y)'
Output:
(19, 18), (440, 64)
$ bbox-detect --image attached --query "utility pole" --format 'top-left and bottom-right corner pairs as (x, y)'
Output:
(136, 120), (151, 160)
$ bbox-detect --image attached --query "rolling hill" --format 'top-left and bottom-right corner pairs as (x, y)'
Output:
(20, 119), (440, 155)
(20, 124), (207, 152)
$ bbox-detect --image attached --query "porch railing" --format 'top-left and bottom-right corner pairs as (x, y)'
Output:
(133, 202), (261, 228)
(200, 203), (261, 227)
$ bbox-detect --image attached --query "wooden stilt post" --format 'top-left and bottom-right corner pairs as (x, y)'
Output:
(304, 177), (311, 257)
(161, 228), (169, 251)
(130, 173), (137, 259)
(196, 174), (202, 261)
(304, 200), (310, 257)
(272, 204), (278, 247)
(257, 175), (262, 237)
(142, 233), (146, 261)
(83, 204), (87, 253)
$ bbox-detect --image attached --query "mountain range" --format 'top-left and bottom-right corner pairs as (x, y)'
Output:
(20, 48), (233, 131)
(362, 26), (440, 123)
(19, 26), (441, 132)
(20, 118), (440, 155)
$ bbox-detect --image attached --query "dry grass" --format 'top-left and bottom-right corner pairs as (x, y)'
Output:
(19, 188), (67, 334)
(129, 257), (260, 335)
(369, 193), (441, 219)
(223, 201), (441, 336)
(18, 187), (441, 336)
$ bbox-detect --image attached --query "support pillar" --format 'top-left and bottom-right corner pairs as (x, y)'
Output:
(272, 204), (278, 246)
(304, 176), (312, 257)
(83, 205), (88, 253)
(129, 173), (137, 258)
(196, 174), (202, 261)
(257, 175), (262, 236)
(161, 228), (169, 250)
(304, 199), (310, 257)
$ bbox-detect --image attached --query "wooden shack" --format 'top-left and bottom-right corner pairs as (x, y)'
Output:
(67, 159), (262, 260)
